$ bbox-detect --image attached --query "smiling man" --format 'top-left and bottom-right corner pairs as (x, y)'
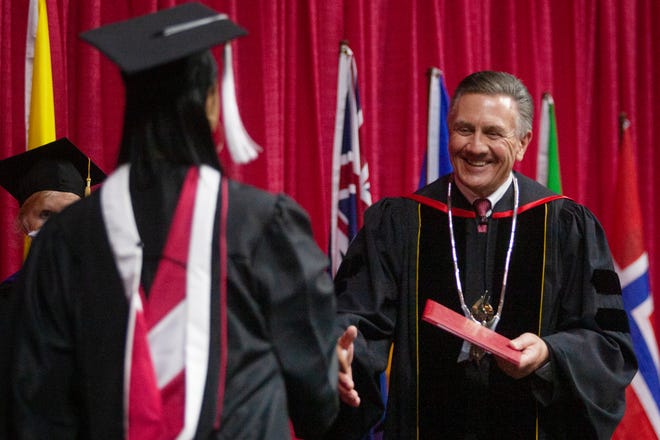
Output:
(449, 92), (531, 200)
(328, 71), (637, 439)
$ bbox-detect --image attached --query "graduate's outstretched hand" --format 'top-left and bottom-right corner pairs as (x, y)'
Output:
(495, 332), (549, 379)
(337, 325), (360, 407)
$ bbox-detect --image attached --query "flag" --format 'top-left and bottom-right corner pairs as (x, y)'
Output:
(26, 0), (56, 149)
(23, 0), (56, 257)
(536, 93), (561, 193)
(329, 43), (372, 276)
(611, 115), (660, 439)
(419, 67), (451, 188)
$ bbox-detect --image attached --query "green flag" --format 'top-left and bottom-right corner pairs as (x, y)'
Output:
(536, 93), (562, 194)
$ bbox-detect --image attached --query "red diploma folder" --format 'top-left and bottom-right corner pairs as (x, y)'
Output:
(422, 299), (522, 365)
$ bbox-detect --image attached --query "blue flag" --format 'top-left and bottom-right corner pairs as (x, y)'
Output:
(419, 68), (452, 188)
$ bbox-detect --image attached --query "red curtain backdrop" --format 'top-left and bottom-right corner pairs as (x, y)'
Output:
(2, 0), (659, 335)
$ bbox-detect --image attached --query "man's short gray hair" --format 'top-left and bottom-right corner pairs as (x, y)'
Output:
(449, 71), (533, 139)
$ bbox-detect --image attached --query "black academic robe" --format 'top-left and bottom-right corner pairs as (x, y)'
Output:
(11, 165), (339, 439)
(0, 272), (18, 440)
(328, 172), (636, 439)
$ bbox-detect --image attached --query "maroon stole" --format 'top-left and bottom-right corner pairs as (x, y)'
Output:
(101, 164), (227, 439)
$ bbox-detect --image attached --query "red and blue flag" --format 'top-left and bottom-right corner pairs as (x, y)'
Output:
(329, 43), (372, 276)
(612, 116), (660, 439)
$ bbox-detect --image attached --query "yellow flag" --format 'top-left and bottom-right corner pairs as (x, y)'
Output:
(24, 0), (56, 257)
(26, 0), (56, 150)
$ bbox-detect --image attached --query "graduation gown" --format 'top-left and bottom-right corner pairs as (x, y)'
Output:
(11, 163), (339, 439)
(328, 172), (636, 439)
(0, 272), (19, 440)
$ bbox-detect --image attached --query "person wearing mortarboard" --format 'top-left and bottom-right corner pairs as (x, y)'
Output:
(10, 4), (339, 439)
(0, 137), (106, 239)
(0, 137), (105, 439)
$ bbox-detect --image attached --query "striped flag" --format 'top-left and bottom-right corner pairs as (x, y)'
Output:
(611, 115), (660, 439)
(329, 43), (372, 276)
(536, 93), (562, 194)
(419, 68), (452, 188)
(25, 0), (56, 149)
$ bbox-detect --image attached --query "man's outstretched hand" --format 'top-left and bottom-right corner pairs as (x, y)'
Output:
(337, 325), (360, 407)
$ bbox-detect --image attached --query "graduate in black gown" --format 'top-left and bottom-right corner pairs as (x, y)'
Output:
(11, 4), (338, 439)
(329, 71), (637, 439)
(0, 138), (104, 439)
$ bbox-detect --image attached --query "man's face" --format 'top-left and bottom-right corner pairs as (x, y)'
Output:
(448, 93), (531, 199)
(21, 191), (81, 235)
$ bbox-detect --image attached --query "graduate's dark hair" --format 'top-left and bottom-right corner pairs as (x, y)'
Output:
(449, 70), (533, 139)
(118, 50), (221, 170)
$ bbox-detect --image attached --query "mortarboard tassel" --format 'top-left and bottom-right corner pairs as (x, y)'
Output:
(85, 157), (91, 196)
(221, 43), (261, 164)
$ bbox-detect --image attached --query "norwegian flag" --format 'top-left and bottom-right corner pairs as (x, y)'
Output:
(611, 116), (660, 439)
(329, 43), (372, 276)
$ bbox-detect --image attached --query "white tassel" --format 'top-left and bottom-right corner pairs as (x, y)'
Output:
(222, 43), (261, 164)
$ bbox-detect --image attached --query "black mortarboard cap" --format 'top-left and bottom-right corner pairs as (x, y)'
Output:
(79, 2), (247, 75)
(79, 2), (261, 164)
(0, 138), (106, 206)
